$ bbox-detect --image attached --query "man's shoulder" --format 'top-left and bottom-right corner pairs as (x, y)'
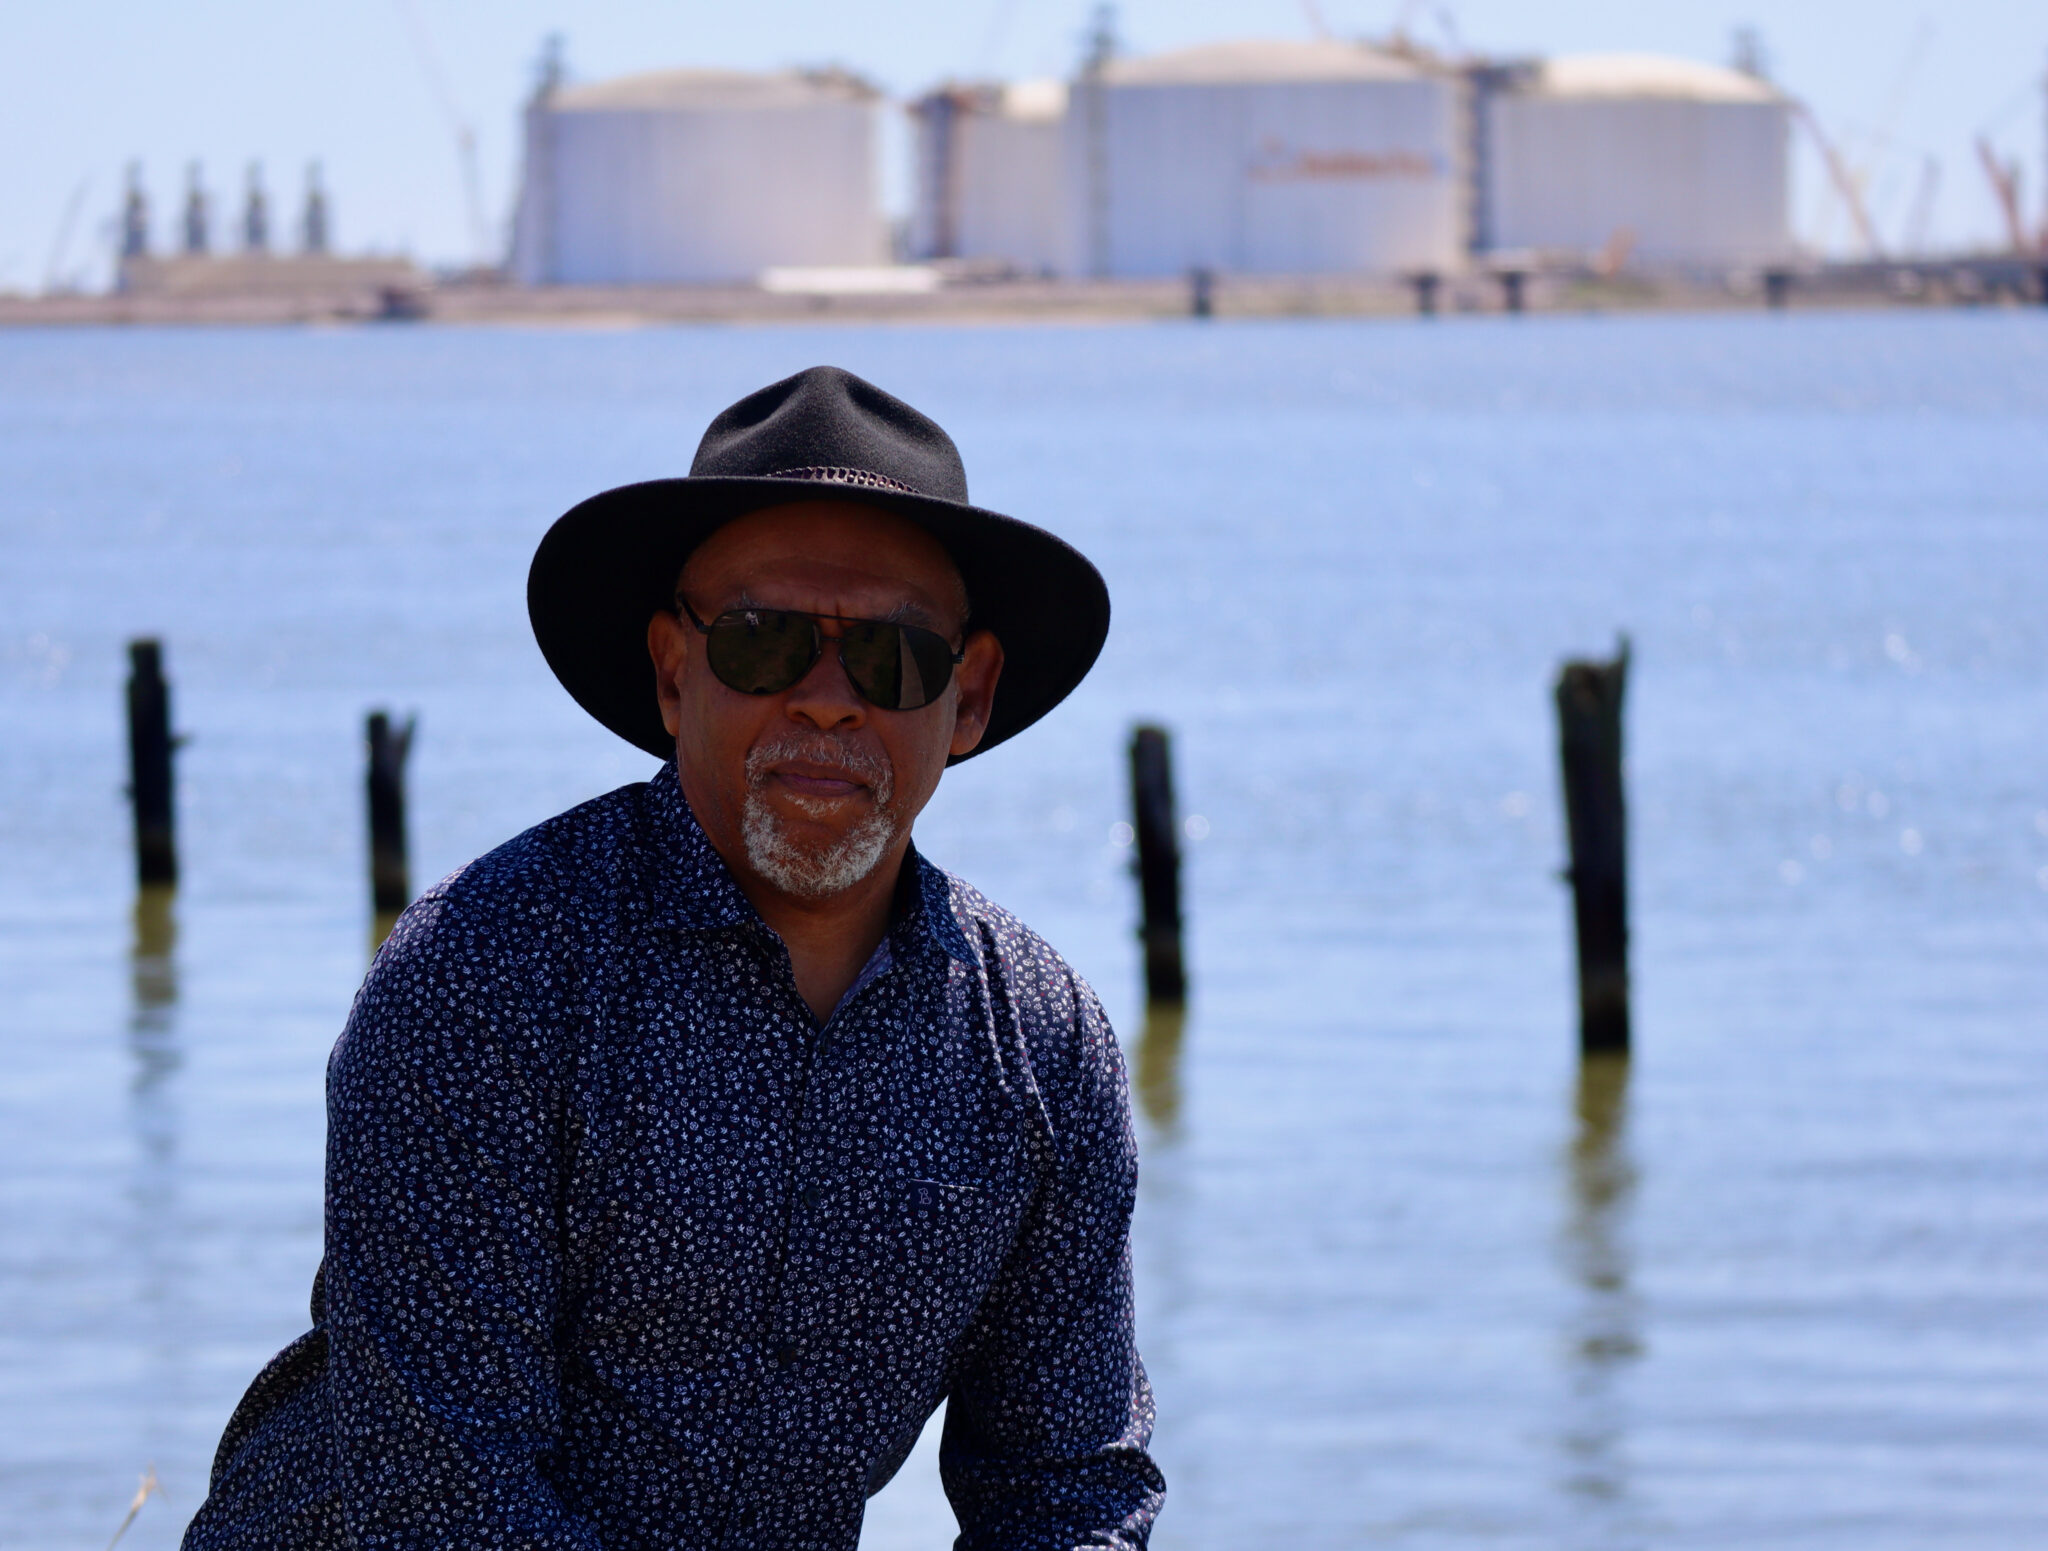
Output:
(929, 868), (1131, 1159)
(341, 780), (658, 1064)
(932, 869), (1109, 1042)
(421, 777), (657, 926)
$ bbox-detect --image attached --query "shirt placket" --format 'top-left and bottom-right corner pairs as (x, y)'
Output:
(720, 929), (901, 1548)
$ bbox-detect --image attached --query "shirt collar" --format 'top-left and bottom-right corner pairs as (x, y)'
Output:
(637, 762), (980, 970)
(898, 844), (981, 969)
(637, 764), (758, 934)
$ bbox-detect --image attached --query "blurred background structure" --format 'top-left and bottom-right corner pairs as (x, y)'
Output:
(6, 3), (2043, 313)
(1476, 54), (1790, 266)
(509, 58), (887, 284)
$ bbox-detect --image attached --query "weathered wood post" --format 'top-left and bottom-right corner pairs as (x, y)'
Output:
(1188, 266), (1215, 318)
(1129, 724), (1186, 1006)
(1763, 268), (1792, 310)
(1499, 269), (1528, 313)
(1555, 639), (1631, 1055)
(126, 639), (178, 886)
(1410, 271), (1440, 317)
(366, 711), (415, 916)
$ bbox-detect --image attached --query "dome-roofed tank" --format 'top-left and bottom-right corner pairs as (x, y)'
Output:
(1478, 52), (1792, 265)
(511, 65), (885, 285)
(1065, 38), (1464, 277)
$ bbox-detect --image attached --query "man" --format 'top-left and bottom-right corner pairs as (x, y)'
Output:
(184, 366), (1164, 1549)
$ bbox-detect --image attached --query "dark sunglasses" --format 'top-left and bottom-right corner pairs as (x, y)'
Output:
(677, 599), (964, 711)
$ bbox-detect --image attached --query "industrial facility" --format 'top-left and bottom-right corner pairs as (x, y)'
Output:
(73, 20), (2047, 324)
(510, 63), (886, 285)
(1476, 53), (1792, 265)
(110, 160), (426, 312)
(913, 37), (1793, 278)
(915, 38), (1466, 278)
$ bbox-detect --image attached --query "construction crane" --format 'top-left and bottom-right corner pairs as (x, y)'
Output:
(1793, 102), (1886, 259)
(1971, 64), (2048, 255)
(393, 0), (491, 268)
(1975, 138), (2031, 253)
(1901, 155), (1941, 256)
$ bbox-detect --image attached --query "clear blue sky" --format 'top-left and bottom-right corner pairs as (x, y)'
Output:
(3, 0), (2042, 289)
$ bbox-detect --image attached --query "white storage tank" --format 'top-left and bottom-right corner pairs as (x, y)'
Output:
(909, 80), (1068, 274)
(1480, 54), (1791, 265)
(1063, 38), (1463, 278)
(511, 67), (885, 285)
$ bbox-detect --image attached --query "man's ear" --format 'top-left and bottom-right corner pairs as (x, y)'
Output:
(648, 611), (690, 739)
(948, 630), (1004, 759)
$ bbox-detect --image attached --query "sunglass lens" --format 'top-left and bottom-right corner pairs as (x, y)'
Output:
(838, 621), (910, 709)
(837, 621), (955, 710)
(901, 625), (958, 708)
(707, 610), (819, 695)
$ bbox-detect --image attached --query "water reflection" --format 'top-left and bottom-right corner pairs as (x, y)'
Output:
(130, 885), (181, 1119)
(129, 886), (186, 1496)
(1557, 1053), (1642, 1538)
(1134, 1002), (1186, 1136)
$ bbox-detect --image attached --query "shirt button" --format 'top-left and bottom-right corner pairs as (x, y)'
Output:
(776, 1343), (798, 1367)
(801, 1183), (822, 1210)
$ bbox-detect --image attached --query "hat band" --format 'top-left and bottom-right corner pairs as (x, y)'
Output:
(770, 465), (919, 496)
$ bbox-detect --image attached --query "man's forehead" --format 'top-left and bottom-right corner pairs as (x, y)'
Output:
(682, 501), (968, 618)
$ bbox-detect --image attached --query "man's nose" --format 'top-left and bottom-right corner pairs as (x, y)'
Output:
(782, 638), (866, 731)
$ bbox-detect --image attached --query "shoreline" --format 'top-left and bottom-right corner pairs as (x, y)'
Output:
(3, 261), (2043, 328)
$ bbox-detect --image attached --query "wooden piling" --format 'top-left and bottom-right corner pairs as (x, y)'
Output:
(1188, 267), (1215, 318)
(1499, 269), (1528, 313)
(1555, 640), (1631, 1056)
(366, 711), (414, 916)
(1129, 724), (1186, 1006)
(1409, 271), (1440, 317)
(126, 639), (178, 886)
(1763, 268), (1792, 310)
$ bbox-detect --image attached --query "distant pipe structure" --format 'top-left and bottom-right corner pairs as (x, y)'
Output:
(121, 162), (149, 259)
(301, 162), (330, 255)
(182, 163), (209, 255)
(242, 162), (269, 253)
(1080, 3), (1117, 279)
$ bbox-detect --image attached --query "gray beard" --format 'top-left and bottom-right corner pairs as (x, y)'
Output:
(740, 732), (899, 899)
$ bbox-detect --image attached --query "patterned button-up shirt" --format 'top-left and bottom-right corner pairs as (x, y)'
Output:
(184, 766), (1162, 1550)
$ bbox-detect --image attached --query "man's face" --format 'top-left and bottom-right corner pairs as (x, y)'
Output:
(647, 501), (1003, 905)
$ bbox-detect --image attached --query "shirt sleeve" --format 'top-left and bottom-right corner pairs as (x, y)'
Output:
(938, 973), (1166, 1549)
(322, 892), (603, 1548)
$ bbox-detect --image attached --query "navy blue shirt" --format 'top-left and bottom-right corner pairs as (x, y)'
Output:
(184, 767), (1162, 1549)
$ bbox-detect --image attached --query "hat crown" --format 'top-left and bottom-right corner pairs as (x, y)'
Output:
(689, 366), (970, 504)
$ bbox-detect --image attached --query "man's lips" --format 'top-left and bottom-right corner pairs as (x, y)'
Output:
(768, 764), (868, 800)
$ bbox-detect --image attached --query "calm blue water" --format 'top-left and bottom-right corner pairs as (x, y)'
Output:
(3, 312), (2046, 1549)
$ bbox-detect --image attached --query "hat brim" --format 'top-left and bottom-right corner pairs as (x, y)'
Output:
(527, 477), (1110, 765)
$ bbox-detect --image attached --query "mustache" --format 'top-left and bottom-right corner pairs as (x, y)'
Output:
(745, 731), (895, 802)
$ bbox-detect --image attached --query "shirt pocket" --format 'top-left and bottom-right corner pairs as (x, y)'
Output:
(873, 1170), (1030, 1311)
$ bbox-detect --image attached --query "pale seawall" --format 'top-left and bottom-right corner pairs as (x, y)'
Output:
(4, 258), (2044, 327)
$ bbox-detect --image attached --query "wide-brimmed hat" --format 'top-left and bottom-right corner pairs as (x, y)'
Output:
(528, 365), (1110, 763)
